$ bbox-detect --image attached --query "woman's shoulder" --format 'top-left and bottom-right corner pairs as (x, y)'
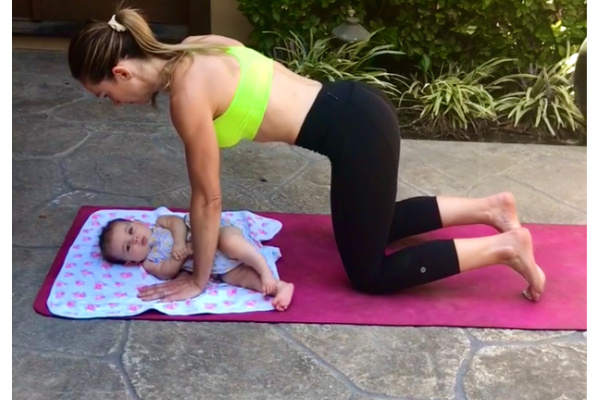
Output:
(170, 35), (239, 87)
(181, 34), (244, 48)
(167, 52), (219, 135)
(168, 35), (245, 125)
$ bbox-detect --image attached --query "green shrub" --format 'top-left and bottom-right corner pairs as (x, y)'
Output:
(237, 0), (586, 143)
(268, 30), (406, 101)
(397, 54), (586, 142)
(363, 0), (587, 73)
(491, 54), (586, 139)
(397, 58), (511, 138)
(237, 0), (352, 54)
(237, 0), (587, 73)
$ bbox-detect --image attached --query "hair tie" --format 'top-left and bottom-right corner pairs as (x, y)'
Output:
(108, 15), (126, 32)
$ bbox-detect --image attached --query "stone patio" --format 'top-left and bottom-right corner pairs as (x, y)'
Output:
(12, 48), (587, 400)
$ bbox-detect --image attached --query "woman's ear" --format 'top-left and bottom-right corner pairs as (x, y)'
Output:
(112, 65), (133, 81)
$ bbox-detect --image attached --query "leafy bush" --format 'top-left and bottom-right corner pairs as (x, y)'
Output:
(237, 0), (587, 73)
(363, 0), (587, 73)
(237, 0), (586, 143)
(397, 54), (586, 142)
(491, 54), (586, 139)
(268, 30), (406, 101)
(237, 0), (352, 54)
(397, 58), (511, 138)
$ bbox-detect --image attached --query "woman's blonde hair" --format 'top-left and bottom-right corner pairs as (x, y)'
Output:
(68, 6), (224, 88)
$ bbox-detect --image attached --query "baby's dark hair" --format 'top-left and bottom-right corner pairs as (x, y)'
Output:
(98, 218), (128, 264)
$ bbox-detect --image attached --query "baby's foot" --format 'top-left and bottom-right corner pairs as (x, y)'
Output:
(502, 227), (546, 301)
(272, 281), (294, 311)
(489, 191), (521, 232)
(260, 271), (277, 296)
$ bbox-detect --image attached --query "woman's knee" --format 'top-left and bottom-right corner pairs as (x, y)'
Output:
(349, 278), (390, 295)
(345, 268), (390, 295)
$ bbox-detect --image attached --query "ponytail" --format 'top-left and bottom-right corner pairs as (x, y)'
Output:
(68, 6), (224, 88)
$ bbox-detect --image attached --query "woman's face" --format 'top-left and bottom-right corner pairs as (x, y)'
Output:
(82, 63), (157, 106)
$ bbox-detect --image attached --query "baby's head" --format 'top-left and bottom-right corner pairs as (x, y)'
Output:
(99, 218), (152, 265)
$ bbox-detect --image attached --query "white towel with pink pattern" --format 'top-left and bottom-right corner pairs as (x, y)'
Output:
(46, 207), (283, 318)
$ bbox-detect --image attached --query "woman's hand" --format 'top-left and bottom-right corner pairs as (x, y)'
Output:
(137, 272), (203, 302)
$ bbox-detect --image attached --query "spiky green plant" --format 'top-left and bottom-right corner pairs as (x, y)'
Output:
(398, 58), (512, 138)
(491, 54), (586, 138)
(267, 30), (406, 101)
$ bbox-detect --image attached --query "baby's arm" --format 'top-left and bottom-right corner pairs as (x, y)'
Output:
(156, 215), (191, 261)
(143, 258), (185, 281)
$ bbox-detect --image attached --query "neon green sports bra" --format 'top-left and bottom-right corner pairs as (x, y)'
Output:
(213, 46), (274, 148)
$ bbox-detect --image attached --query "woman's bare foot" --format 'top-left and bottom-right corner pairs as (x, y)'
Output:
(501, 227), (546, 301)
(488, 191), (522, 232)
(272, 281), (294, 311)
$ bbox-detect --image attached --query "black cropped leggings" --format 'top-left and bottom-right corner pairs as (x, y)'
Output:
(295, 81), (460, 294)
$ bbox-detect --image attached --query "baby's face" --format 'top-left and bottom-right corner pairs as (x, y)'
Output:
(107, 220), (152, 264)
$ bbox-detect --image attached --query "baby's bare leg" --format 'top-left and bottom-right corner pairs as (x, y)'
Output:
(218, 226), (276, 295)
(221, 266), (294, 311)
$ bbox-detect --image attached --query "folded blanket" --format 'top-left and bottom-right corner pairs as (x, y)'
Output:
(46, 207), (283, 318)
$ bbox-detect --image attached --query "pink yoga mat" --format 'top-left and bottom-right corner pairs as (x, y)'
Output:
(34, 206), (587, 330)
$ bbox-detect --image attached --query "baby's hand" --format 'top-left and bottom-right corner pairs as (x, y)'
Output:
(171, 244), (189, 261)
(186, 242), (194, 256)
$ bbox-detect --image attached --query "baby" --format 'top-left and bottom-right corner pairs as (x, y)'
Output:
(98, 213), (294, 311)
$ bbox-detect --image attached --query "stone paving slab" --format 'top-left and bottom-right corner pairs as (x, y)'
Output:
(12, 49), (587, 400)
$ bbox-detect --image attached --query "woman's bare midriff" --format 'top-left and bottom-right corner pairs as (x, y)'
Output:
(253, 62), (323, 145)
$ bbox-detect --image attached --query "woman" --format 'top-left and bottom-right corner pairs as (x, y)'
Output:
(68, 7), (545, 303)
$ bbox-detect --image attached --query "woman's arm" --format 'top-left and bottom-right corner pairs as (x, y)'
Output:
(137, 65), (221, 302)
(181, 135), (222, 292)
(172, 77), (222, 292)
